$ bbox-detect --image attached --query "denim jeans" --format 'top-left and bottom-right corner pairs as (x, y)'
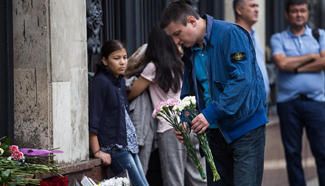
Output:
(277, 100), (325, 186)
(109, 148), (149, 186)
(206, 126), (265, 186)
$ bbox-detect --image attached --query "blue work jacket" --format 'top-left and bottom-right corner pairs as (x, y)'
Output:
(89, 67), (128, 148)
(181, 15), (268, 143)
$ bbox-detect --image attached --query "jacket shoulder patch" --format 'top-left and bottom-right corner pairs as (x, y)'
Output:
(230, 52), (247, 62)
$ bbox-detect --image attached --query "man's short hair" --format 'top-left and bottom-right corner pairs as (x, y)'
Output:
(233, 0), (246, 19)
(160, 0), (200, 29)
(285, 0), (309, 13)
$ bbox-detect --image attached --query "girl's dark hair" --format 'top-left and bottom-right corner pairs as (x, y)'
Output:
(96, 40), (125, 74)
(145, 26), (183, 93)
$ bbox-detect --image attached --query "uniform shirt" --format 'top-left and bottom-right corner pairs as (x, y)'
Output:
(271, 26), (325, 102)
(251, 30), (270, 96)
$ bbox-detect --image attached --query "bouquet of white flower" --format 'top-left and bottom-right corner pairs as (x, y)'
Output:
(152, 96), (220, 181)
(152, 98), (206, 180)
(174, 96), (220, 182)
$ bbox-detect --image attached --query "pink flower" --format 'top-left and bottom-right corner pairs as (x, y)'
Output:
(11, 151), (24, 160)
(9, 145), (19, 152)
(166, 99), (180, 106)
(152, 101), (168, 118)
(152, 108), (158, 118)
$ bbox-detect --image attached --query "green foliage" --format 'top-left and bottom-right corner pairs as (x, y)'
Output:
(0, 169), (21, 186)
(0, 137), (61, 185)
(0, 136), (11, 157)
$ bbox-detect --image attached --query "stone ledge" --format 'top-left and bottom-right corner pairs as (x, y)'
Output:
(37, 158), (106, 182)
(59, 158), (102, 175)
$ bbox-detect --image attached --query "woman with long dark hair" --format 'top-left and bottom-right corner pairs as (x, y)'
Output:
(128, 27), (206, 186)
(89, 40), (149, 186)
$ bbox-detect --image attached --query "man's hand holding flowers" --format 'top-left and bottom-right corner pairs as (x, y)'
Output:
(192, 113), (210, 134)
(153, 96), (220, 182)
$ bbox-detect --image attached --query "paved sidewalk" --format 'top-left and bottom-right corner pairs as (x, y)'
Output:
(262, 115), (319, 186)
(307, 178), (319, 186)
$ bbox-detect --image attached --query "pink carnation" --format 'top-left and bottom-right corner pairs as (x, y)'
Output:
(9, 145), (19, 152)
(11, 151), (24, 160)
(166, 99), (180, 106)
(152, 109), (158, 118)
(152, 101), (168, 118)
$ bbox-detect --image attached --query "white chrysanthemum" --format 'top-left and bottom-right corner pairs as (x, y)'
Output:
(175, 96), (196, 111)
(0, 148), (4, 156)
(99, 177), (130, 186)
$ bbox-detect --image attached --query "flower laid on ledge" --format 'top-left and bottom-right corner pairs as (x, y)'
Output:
(153, 96), (220, 182)
(9, 145), (24, 160)
(97, 177), (130, 186)
(0, 147), (4, 156)
(0, 137), (63, 185)
(40, 176), (69, 186)
(80, 172), (130, 186)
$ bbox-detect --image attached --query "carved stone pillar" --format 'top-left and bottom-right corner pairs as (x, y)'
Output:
(86, 0), (103, 73)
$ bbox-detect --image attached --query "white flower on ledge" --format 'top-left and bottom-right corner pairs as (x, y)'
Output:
(98, 177), (130, 186)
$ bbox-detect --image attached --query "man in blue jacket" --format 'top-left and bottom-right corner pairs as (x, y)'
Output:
(160, 1), (268, 186)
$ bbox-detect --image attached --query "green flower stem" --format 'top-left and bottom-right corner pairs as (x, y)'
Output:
(181, 132), (206, 180)
(185, 106), (221, 182)
(0, 157), (59, 185)
(197, 133), (220, 182)
(157, 108), (206, 180)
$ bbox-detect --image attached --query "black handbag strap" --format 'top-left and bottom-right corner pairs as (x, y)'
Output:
(312, 28), (320, 43)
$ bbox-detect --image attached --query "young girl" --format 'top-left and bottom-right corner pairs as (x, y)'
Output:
(89, 40), (149, 186)
(128, 27), (206, 186)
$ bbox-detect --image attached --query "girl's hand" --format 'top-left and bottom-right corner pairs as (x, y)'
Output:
(174, 129), (184, 144)
(94, 151), (112, 165)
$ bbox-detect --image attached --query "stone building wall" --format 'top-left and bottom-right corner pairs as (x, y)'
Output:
(13, 0), (89, 163)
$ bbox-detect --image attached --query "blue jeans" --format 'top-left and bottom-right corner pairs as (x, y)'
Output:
(206, 126), (265, 186)
(277, 99), (325, 186)
(109, 148), (149, 186)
